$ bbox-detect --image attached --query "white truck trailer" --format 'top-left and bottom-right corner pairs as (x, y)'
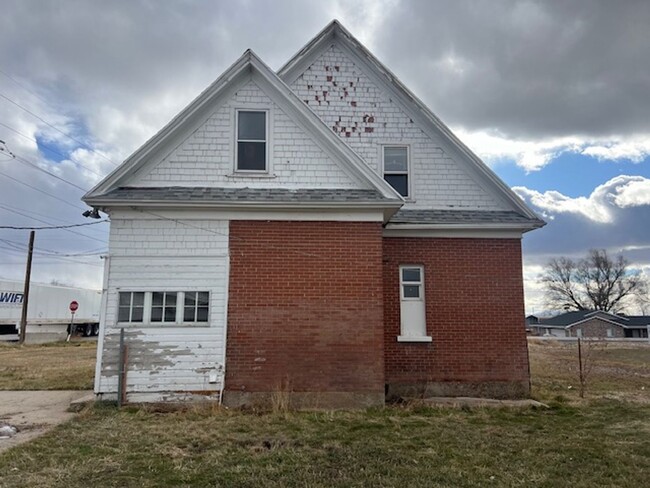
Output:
(0, 280), (101, 342)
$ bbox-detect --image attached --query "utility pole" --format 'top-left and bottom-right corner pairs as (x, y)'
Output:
(18, 230), (35, 344)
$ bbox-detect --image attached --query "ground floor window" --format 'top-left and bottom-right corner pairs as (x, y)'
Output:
(117, 291), (209, 325)
(397, 265), (431, 342)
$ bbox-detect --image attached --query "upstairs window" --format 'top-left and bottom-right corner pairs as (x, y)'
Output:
(383, 146), (409, 197)
(236, 110), (267, 171)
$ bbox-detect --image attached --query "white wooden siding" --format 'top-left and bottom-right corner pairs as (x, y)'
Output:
(96, 214), (229, 395)
(135, 80), (363, 189)
(290, 45), (508, 211)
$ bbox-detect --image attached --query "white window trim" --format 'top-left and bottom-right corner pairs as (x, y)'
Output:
(397, 264), (431, 342)
(234, 108), (271, 174)
(381, 144), (412, 200)
(116, 290), (211, 327)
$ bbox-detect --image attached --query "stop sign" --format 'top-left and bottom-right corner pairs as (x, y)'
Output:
(69, 300), (79, 313)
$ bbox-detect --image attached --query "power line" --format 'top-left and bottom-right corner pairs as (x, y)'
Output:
(0, 202), (100, 229)
(0, 67), (52, 108)
(139, 209), (322, 259)
(0, 170), (86, 211)
(0, 91), (119, 168)
(0, 238), (106, 257)
(0, 122), (105, 178)
(0, 245), (104, 267)
(12, 153), (88, 192)
(0, 204), (108, 243)
(0, 220), (107, 230)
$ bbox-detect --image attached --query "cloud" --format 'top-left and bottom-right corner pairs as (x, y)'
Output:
(514, 175), (650, 223)
(457, 130), (650, 172)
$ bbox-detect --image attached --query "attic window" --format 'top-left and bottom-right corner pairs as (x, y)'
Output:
(383, 146), (409, 197)
(236, 110), (267, 171)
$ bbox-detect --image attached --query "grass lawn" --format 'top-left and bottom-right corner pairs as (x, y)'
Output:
(0, 401), (648, 487)
(0, 341), (96, 390)
(0, 339), (648, 487)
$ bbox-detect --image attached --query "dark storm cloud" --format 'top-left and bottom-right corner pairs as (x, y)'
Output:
(374, 0), (650, 139)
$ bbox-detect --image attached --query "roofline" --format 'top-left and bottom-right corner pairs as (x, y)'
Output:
(584, 310), (629, 321)
(278, 20), (545, 224)
(84, 46), (405, 203)
(86, 198), (403, 210)
(384, 221), (544, 232)
(564, 316), (649, 329)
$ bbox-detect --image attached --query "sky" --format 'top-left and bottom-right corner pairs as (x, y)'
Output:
(0, 0), (649, 314)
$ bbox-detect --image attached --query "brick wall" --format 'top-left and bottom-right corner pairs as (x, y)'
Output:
(224, 220), (385, 408)
(568, 318), (625, 338)
(383, 237), (530, 398)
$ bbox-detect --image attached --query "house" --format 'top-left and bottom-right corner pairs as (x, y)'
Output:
(83, 21), (545, 407)
(528, 310), (650, 339)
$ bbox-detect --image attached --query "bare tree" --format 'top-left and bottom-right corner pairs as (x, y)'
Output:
(541, 249), (647, 313)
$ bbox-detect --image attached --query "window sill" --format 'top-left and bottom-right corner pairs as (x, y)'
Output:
(397, 335), (432, 343)
(227, 172), (276, 179)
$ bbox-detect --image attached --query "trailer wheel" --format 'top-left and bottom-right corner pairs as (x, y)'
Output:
(92, 323), (99, 336)
(83, 324), (92, 337)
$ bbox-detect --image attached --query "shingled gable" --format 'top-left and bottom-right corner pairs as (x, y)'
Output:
(278, 20), (544, 230)
(83, 49), (404, 209)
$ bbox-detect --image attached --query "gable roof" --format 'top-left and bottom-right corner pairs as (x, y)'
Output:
(84, 49), (404, 207)
(278, 20), (544, 226)
(538, 310), (650, 328)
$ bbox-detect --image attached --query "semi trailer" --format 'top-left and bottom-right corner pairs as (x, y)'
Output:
(0, 280), (101, 342)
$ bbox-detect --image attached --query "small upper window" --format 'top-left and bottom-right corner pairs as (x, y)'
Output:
(383, 146), (409, 197)
(237, 110), (267, 171)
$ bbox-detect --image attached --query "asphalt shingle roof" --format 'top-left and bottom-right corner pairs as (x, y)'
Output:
(95, 187), (393, 203)
(538, 310), (650, 327)
(388, 209), (544, 226)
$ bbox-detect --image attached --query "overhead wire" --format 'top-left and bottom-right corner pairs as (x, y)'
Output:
(0, 122), (105, 178)
(0, 204), (108, 242)
(0, 90), (119, 168)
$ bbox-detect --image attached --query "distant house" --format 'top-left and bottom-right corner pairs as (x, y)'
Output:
(528, 311), (650, 338)
(84, 21), (545, 407)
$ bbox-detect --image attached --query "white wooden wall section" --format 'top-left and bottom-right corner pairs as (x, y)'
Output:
(96, 213), (229, 396)
(289, 45), (509, 211)
(133, 80), (364, 190)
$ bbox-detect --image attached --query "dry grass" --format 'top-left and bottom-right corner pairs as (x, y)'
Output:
(0, 340), (648, 486)
(0, 400), (648, 487)
(0, 341), (96, 390)
(528, 338), (650, 403)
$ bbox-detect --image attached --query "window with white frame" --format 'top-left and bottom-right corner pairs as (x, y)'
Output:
(383, 146), (409, 197)
(184, 291), (209, 323)
(118, 292), (144, 323)
(398, 265), (430, 341)
(236, 110), (267, 171)
(117, 291), (210, 325)
(151, 292), (177, 323)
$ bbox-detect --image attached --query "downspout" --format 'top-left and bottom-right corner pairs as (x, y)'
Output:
(93, 254), (110, 396)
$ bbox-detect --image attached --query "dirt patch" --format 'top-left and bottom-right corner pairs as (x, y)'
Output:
(0, 390), (91, 452)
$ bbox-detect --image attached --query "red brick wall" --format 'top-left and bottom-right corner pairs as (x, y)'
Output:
(225, 221), (385, 399)
(383, 237), (530, 397)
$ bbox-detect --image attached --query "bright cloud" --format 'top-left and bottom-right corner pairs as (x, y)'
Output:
(457, 129), (650, 172)
(514, 175), (650, 223)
